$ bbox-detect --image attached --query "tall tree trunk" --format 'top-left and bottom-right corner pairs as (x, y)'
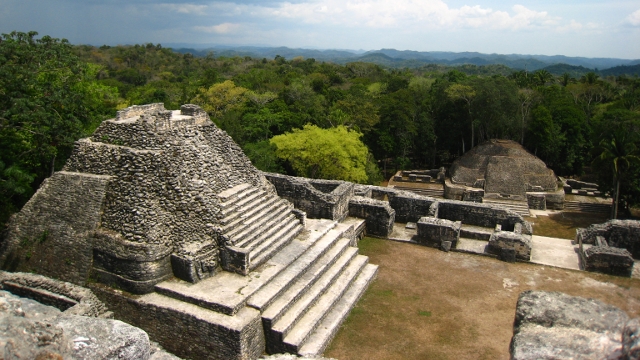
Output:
(50, 155), (56, 177)
(614, 177), (620, 219)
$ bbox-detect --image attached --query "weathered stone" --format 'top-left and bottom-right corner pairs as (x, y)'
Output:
(348, 196), (395, 237)
(526, 193), (546, 210)
(510, 290), (631, 360)
(583, 246), (634, 277)
(622, 318), (640, 359)
(576, 219), (640, 259)
(263, 173), (353, 221)
(0, 290), (153, 360)
(499, 248), (517, 262)
(417, 217), (461, 247)
(441, 241), (452, 252)
(488, 231), (532, 261)
(448, 140), (557, 198)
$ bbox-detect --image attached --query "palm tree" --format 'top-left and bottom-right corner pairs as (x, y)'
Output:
(594, 127), (640, 219)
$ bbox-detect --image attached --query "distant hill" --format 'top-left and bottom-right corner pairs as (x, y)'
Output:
(599, 64), (640, 77)
(542, 64), (593, 77)
(172, 45), (640, 75)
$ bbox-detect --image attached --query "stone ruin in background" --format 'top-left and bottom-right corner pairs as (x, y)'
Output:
(576, 219), (640, 277)
(444, 139), (565, 213)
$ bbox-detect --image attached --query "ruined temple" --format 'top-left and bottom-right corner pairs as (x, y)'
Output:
(0, 104), (378, 359)
(0, 104), (547, 359)
(444, 139), (564, 213)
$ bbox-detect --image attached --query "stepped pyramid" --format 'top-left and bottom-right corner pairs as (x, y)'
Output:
(0, 103), (377, 359)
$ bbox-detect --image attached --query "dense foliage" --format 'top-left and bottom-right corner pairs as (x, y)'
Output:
(2, 32), (640, 228)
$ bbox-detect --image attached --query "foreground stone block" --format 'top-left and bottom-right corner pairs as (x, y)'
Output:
(583, 246), (634, 277)
(510, 290), (634, 360)
(417, 217), (461, 247)
(0, 290), (152, 360)
(488, 231), (532, 261)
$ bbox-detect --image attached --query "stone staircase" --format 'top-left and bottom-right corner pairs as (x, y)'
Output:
(564, 200), (612, 215)
(393, 185), (444, 198)
(153, 219), (377, 358)
(218, 184), (304, 275)
(482, 198), (530, 217)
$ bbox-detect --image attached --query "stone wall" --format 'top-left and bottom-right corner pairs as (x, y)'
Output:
(576, 220), (640, 258)
(582, 246), (634, 277)
(487, 231), (532, 261)
(416, 218), (461, 248)
(430, 200), (532, 234)
(0, 271), (110, 317)
(92, 286), (264, 360)
(0, 172), (110, 284)
(526, 193), (546, 210)
(348, 196), (395, 237)
(263, 173), (353, 221)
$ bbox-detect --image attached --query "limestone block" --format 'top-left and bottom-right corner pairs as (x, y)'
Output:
(510, 290), (630, 360)
(0, 290), (152, 360)
(584, 246), (634, 277)
(417, 217), (461, 247)
(526, 193), (546, 210)
(348, 196), (395, 237)
(488, 231), (532, 261)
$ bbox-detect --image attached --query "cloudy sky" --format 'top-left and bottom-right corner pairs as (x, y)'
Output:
(1, 0), (639, 59)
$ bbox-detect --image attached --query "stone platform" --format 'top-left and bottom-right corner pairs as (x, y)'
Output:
(92, 218), (377, 359)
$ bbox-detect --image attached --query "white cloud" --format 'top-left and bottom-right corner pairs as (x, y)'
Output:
(158, 3), (208, 15)
(247, 0), (565, 32)
(626, 9), (640, 26)
(193, 23), (241, 33)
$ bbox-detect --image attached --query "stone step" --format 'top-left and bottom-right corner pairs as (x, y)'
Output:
(155, 219), (338, 316)
(218, 183), (256, 204)
(260, 240), (356, 333)
(564, 201), (611, 214)
(298, 263), (378, 357)
(220, 190), (270, 226)
(482, 199), (530, 217)
(248, 230), (352, 312)
(249, 223), (304, 272)
(267, 249), (361, 352)
(236, 212), (297, 250)
(277, 255), (369, 355)
(232, 204), (294, 248)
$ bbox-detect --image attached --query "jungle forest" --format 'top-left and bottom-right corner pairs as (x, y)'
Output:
(1, 31), (639, 227)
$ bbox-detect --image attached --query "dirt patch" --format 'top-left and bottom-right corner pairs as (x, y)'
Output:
(325, 237), (640, 360)
(525, 212), (609, 240)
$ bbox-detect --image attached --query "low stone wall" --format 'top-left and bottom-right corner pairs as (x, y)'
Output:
(92, 286), (264, 360)
(348, 196), (395, 237)
(543, 189), (565, 210)
(576, 220), (640, 258)
(430, 200), (532, 234)
(0, 271), (110, 317)
(443, 179), (466, 201)
(582, 246), (634, 277)
(487, 231), (532, 261)
(510, 290), (638, 360)
(263, 173), (354, 221)
(416, 218), (461, 248)
(526, 193), (546, 210)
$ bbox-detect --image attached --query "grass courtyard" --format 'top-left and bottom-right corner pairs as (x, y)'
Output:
(325, 214), (640, 360)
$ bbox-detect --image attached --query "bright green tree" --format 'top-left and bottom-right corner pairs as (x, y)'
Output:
(270, 125), (369, 183)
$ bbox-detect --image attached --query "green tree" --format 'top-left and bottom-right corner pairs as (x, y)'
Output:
(0, 31), (116, 226)
(193, 80), (248, 119)
(445, 83), (476, 152)
(270, 125), (369, 183)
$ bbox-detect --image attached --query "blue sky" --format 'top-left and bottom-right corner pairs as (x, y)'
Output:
(1, 0), (639, 58)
